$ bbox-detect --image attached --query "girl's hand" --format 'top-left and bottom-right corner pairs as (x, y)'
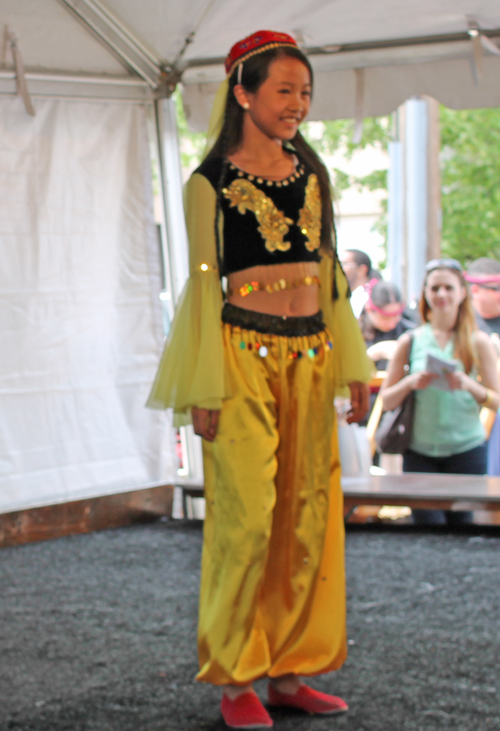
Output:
(192, 407), (220, 442)
(445, 370), (470, 391)
(407, 371), (437, 391)
(346, 381), (370, 423)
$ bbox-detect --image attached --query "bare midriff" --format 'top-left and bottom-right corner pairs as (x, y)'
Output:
(227, 261), (320, 317)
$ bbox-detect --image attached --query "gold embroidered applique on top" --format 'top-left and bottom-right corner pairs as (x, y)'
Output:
(223, 179), (293, 253)
(298, 174), (321, 252)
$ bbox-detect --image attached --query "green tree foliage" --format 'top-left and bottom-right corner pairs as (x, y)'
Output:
(174, 89), (207, 170)
(302, 117), (390, 193)
(303, 118), (390, 260)
(440, 106), (500, 262)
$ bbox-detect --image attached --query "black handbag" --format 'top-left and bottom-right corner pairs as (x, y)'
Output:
(375, 333), (415, 455)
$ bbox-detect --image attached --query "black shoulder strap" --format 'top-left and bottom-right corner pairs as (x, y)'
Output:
(405, 330), (415, 368)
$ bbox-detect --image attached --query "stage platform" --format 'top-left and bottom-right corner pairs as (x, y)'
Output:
(0, 485), (173, 548)
(342, 473), (500, 513)
(181, 473), (500, 521)
(3, 473), (500, 549)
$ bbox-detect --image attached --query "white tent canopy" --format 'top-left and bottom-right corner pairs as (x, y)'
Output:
(2, 1), (500, 120)
(1, 0), (500, 515)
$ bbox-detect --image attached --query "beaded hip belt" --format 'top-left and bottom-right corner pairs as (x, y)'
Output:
(221, 302), (326, 337)
(227, 274), (320, 298)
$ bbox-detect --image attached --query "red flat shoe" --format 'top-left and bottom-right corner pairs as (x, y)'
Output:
(221, 692), (273, 729)
(268, 683), (348, 716)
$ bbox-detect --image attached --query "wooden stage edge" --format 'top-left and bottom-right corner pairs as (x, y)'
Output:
(341, 473), (500, 517)
(0, 485), (174, 548)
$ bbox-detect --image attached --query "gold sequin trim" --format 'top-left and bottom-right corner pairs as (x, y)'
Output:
(197, 263), (217, 272)
(298, 174), (321, 252)
(228, 274), (320, 297)
(228, 163), (304, 187)
(223, 179), (293, 253)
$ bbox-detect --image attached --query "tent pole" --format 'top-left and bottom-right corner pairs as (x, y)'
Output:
(387, 130), (404, 291)
(405, 97), (429, 304)
(388, 97), (441, 304)
(148, 102), (174, 322)
(154, 97), (189, 303)
(153, 95), (204, 489)
(425, 96), (442, 264)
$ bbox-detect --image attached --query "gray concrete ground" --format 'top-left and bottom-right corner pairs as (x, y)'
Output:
(1, 520), (499, 731)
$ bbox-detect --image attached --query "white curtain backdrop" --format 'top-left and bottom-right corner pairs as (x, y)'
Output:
(0, 97), (176, 513)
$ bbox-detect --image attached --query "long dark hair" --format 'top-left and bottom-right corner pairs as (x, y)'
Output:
(206, 46), (337, 280)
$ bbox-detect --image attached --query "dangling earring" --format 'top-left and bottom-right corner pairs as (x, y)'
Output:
(243, 102), (250, 110)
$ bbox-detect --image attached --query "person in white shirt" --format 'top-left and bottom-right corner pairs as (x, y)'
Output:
(339, 249), (375, 318)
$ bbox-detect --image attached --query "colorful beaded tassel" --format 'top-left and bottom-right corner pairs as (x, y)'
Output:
(237, 331), (332, 360)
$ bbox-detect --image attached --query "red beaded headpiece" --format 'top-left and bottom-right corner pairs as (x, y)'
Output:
(224, 30), (298, 77)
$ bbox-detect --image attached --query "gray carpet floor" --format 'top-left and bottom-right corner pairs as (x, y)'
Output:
(1, 520), (499, 731)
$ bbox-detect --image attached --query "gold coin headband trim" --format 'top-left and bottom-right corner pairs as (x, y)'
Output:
(227, 41), (298, 77)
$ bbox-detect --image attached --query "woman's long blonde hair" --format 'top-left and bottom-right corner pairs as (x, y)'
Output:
(419, 266), (477, 374)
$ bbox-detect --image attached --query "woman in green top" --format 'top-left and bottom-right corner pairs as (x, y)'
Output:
(381, 259), (500, 526)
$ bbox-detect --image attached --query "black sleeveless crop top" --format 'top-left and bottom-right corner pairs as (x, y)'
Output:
(194, 155), (322, 275)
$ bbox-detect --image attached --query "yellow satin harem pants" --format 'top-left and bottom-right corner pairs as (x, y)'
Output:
(197, 319), (346, 686)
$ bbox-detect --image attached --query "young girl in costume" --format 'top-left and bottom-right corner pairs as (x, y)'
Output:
(148, 30), (372, 729)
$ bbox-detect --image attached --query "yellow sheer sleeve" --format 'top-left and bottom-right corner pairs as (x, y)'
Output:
(146, 173), (231, 426)
(319, 254), (374, 392)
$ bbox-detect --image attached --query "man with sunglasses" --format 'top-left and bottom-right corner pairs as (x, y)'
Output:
(466, 258), (500, 476)
(466, 258), (500, 336)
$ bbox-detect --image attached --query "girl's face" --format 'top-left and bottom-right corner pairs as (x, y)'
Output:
(242, 56), (311, 141)
(366, 302), (403, 333)
(424, 268), (466, 318)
